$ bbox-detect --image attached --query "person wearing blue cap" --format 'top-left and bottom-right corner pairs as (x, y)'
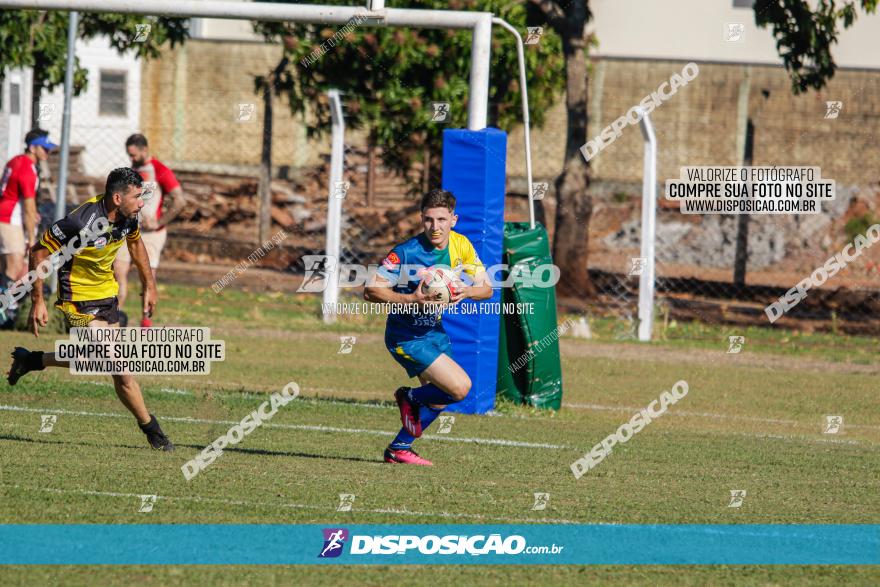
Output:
(0, 129), (58, 287)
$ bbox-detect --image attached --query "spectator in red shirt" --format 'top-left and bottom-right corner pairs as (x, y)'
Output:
(0, 129), (57, 283)
(114, 133), (186, 327)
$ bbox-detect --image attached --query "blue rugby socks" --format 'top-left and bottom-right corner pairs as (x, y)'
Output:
(390, 405), (444, 450)
(408, 383), (455, 406)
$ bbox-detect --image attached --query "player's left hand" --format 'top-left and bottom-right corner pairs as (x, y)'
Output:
(142, 284), (158, 317)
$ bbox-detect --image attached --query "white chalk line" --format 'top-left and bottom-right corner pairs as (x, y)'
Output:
(3, 484), (583, 525)
(1, 401), (868, 450)
(0, 404), (569, 450)
(77, 379), (879, 433)
(12, 381), (876, 447)
(159, 379), (880, 434)
(563, 402), (880, 432)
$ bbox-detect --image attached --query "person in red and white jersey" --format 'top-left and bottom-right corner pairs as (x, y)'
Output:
(0, 129), (57, 283)
(114, 133), (186, 327)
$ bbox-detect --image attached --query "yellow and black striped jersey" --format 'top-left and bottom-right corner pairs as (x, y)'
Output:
(39, 194), (140, 301)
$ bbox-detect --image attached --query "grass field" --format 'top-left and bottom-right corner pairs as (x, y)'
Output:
(1, 283), (878, 585)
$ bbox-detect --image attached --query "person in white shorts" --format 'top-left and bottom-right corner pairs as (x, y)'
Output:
(114, 133), (186, 327)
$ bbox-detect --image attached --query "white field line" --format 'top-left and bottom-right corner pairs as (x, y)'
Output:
(154, 379), (880, 433)
(728, 431), (861, 445)
(563, 402), (880, 432)
(132, 377), (880, 433)
(86, 380), (393, 408)
(77, 380), (880, 430)
(1, 401), (868, 449)
(4, 484), (583, 525)
(16, 379), (878, 443)
(0, 404), (569, 450)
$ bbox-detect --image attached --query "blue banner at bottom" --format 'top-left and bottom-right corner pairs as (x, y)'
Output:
(1, 525), (877, 565)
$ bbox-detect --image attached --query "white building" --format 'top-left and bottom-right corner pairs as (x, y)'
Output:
(589, 0), (880, 69)
(0, 36), (140, 177)
(0, 8), (255, 178)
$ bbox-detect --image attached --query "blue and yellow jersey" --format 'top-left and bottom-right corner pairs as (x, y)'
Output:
(377, 230), (485, 339)
(39, 194), (140, 302)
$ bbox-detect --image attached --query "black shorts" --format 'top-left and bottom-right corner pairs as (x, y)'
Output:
(55, 297), (120, 327)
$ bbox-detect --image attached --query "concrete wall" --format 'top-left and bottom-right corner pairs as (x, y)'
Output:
(38, 37), (141, 177)
(139, 39), (321, 175)
(589, 0), (880, 69)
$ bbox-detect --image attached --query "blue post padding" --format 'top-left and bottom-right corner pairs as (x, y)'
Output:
(440, 128), (507, 415)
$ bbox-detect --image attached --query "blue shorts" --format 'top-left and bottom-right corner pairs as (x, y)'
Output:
(386, 329), (453, 378)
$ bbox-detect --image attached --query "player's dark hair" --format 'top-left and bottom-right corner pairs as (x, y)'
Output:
(421, 189), (456, 213)
(125, 133), (148, 149)
(105, 167), (143, 197)
(23, 128), (48, 146)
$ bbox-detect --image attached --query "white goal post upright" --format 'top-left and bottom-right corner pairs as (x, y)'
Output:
(324, 89), (345, 324)
(637, 110), (657, 342)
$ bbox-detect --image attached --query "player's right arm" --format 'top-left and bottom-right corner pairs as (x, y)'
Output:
(28, 215), (84, 337)
(27, 243), (52, 337)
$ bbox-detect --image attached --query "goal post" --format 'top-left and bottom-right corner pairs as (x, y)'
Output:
(0, 0), (494, 130)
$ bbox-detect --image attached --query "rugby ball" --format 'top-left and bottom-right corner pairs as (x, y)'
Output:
(420, 267), (460, 304)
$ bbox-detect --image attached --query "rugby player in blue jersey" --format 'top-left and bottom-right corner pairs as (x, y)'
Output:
(364, 189), (492, 465)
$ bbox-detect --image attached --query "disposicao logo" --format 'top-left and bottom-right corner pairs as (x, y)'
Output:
(318, 528), (349, 558)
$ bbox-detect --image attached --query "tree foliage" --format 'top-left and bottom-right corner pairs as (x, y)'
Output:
(0, 10), (188, 97)
(255, 0), (565, 191)
(754, 0), (878, 93)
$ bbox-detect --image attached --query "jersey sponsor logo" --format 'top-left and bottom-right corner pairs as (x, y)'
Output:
(52, 224), (66, 239)
(382, 252), (400, 271)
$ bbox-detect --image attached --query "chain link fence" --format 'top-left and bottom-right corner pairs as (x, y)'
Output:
(518, 58), (880, 337)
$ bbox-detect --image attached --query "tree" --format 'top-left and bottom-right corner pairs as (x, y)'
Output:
(754, 0), (877, 93)
(526, 0), (594, 298)
(0, 10), (188, 127)
(255, 0), (565, 198)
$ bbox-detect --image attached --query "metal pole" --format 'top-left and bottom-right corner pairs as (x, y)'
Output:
(467, 14), (492, 130)
(55, 10), (76, 223)
(323, 89), (345, 324)
(492, 17), (533, 228)
(50, 10), (77, 295)
(637, 109), (656, 342)
(0, 1), (489, 29)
